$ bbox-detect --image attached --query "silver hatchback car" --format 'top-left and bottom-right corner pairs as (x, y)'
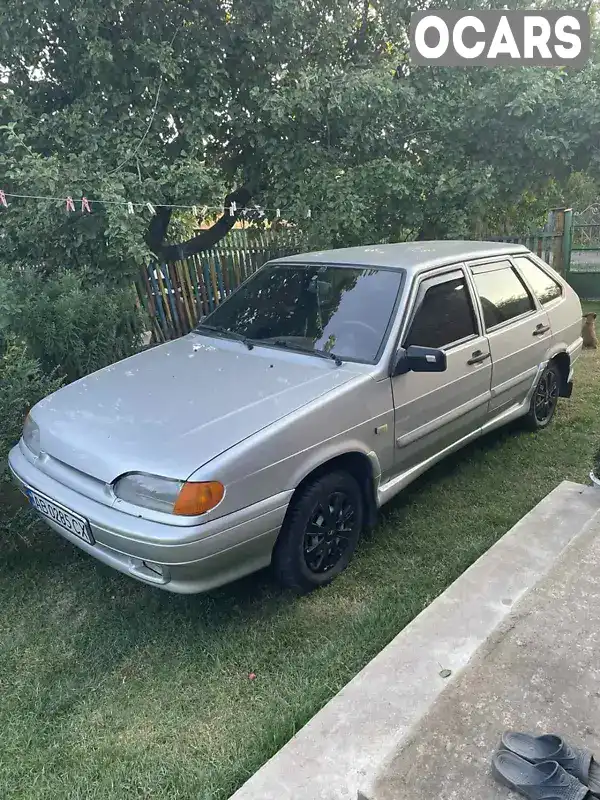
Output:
(9, 241), (582, 593)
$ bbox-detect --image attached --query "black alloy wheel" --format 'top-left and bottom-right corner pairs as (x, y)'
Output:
(533, 367), (559, 425)
(273, 471), (364, 593)
(524, 362), (560, 430)
(303, 490), (356, 574)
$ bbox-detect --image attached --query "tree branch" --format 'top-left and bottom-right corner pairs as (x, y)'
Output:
(347, 0), (370, 60)
(145, 186), (253, 261)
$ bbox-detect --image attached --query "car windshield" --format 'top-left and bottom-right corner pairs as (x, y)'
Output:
(195, 263), (404, 363)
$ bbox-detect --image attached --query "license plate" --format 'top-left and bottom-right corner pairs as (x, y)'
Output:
(27, 489), (95, 545)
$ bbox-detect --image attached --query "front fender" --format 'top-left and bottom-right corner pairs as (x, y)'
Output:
(188, 372), (393, 521)
(285, 443), (382, 495)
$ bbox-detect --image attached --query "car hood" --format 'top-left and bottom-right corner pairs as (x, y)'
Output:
(30, 334), (361, 484)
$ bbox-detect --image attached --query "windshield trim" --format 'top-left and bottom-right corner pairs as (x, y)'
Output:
(198, 261), (407, 366)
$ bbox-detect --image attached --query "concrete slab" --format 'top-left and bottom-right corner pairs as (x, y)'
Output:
(229, 481), (600, 800)
(369, 498), (600, 800)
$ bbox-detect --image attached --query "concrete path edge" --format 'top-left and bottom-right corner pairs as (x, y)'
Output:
(229, 480), (600, 800)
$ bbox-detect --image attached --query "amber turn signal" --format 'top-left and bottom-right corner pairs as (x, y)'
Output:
(173, 481), (224, 516)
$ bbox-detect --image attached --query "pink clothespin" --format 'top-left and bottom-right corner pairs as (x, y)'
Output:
(0, 190), (8, 208)
(81, 196), (91, 213)
(66, 196), (75, 212)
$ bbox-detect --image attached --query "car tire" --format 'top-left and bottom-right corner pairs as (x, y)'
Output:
(523, 362), (560, 431)
(273, 471), (364, 593)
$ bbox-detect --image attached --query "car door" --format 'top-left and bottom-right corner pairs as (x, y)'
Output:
(512, 253), (579, 349)
(469, 258), (552, 417)
(392, 267), (493, 472)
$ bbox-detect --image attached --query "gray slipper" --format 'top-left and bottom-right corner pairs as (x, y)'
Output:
(500, 732), (600, 796)
(491, 751), (592, 799)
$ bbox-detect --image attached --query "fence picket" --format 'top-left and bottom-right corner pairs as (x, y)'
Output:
(147, 267), (166, 339)
(176, 259), (195, 330)
(192, 254), (208, 317)
(201, 256), (214, 312)
(187, 255), (202, 316)
(232, 246), (241, 287)
(166, 261), (185, 336)
(155, 266), (174, 331)
(221, 249), (231, 295)
(183, 261), (198, 325)
(214, 251), (226, 304)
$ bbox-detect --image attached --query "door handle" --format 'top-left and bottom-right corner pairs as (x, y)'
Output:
(533, 324), (550, 336)
(467, 350), (491, 365)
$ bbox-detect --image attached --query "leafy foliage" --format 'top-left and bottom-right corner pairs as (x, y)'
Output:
(0, 336), (61, 550)
(0, 336), (63, 478)
(560, 172), (600, 211)
(1, 0), (600, 263)
(1, 267), (146, 382)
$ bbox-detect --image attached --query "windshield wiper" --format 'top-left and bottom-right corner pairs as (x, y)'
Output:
(194, 324), (255, 350)
(270, 339), (343, 366)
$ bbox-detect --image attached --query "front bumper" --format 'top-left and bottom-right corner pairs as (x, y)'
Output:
(8, 444), (291, 593)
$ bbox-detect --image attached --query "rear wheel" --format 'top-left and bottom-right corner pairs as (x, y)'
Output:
(523, 362), (560, 430)
(273, 471), (364, 593)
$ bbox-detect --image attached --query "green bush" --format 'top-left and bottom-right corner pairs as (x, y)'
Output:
(0, 337), (63, 549)
(0, 266), (146, 549)
(0, 336), (63, 477)
(3, 267), (147, 383)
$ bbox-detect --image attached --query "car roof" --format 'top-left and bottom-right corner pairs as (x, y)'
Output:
(269, 240), (530, 276)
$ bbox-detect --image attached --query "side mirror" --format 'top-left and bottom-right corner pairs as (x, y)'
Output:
(393, 345), (447, 376)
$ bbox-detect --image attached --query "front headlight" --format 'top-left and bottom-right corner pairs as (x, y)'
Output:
(22, 415), (41, 456)
(113, 473), (224, 516)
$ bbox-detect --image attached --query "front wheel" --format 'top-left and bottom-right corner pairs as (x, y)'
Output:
(273, 471), (364, 593)
(523, 363), (560, 431)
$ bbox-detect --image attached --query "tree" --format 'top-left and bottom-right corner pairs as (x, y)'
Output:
(1, 0), (599, 280)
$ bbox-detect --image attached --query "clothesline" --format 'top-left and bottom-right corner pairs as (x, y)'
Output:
(0, 190), (311, 219)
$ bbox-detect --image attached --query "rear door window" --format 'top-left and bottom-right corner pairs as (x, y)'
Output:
(405, 275), (477, 349)
(513, 256), (563, 305)
(472, 261), (535, 330)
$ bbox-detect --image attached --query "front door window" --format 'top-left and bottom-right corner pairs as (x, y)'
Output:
(405, 276), (477, 349)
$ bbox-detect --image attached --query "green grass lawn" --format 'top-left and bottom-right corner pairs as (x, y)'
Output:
(1, 305), (599, 800)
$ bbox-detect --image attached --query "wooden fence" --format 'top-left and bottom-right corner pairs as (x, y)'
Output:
(135, 228), (306, 343)
(483, 206), (600, 300)
(479, 207), (573, 275)
(483, 233), (562, 269)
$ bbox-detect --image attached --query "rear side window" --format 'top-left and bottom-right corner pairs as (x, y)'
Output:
(472, 261), (535, 330)
(405, 277), (477, 349)
(513, 256), (562, 305)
